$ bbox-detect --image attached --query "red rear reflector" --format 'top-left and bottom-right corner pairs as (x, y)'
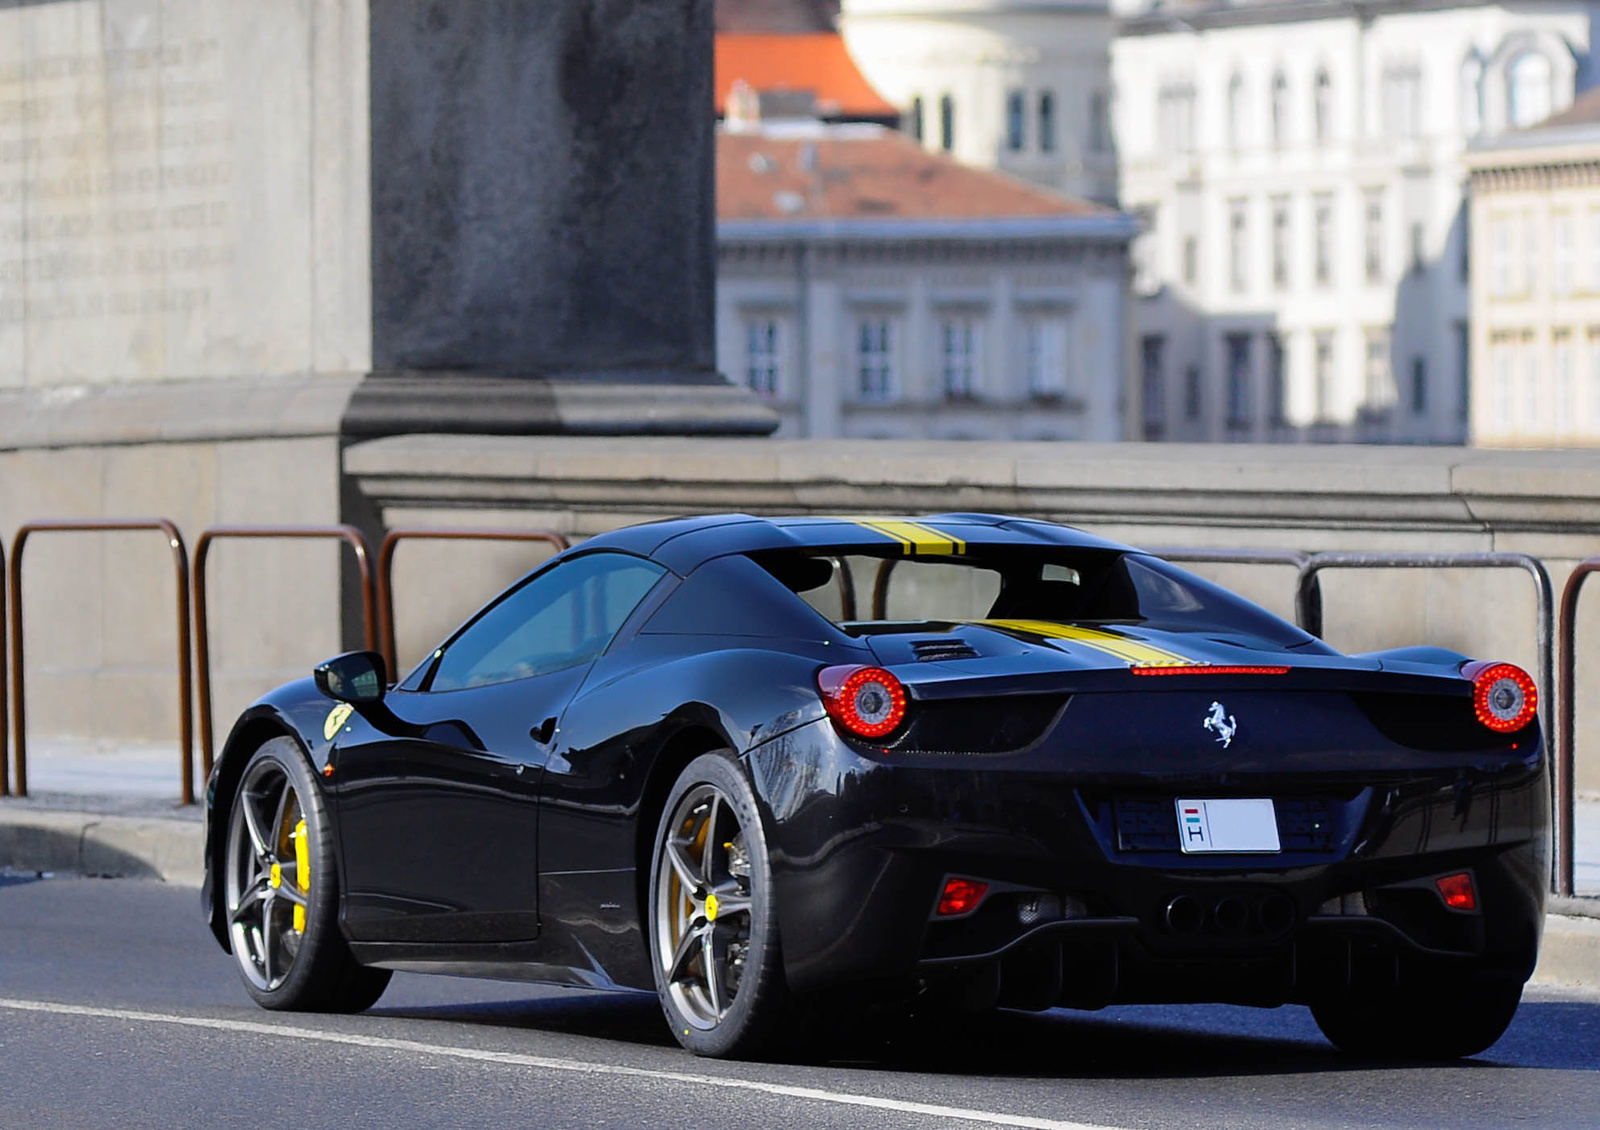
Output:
(1435, 872), (1477, 911)
(1130, 665), (1291, 676)
(1462, 660), (1537, 734)
(817, 664), (908, 739)
(937, 877), (988, 917)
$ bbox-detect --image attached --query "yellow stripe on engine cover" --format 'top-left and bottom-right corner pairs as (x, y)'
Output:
(842, 518), (966, 556)
(976, 620), (1200, 667)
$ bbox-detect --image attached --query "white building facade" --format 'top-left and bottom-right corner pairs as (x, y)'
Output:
(839, 0), (1120, 202)
(1114, 0), (1595, 443)
(718, 218), (1136, 440)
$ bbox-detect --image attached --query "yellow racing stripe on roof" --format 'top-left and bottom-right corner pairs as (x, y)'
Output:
(841, 518), (966, 556)
(976, 620), (1200, 667)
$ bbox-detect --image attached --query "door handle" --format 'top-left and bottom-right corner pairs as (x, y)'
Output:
(530, 717), (557, 744)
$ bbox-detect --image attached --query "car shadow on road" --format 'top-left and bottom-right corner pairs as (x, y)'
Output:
(370, 990), (1600, 1077)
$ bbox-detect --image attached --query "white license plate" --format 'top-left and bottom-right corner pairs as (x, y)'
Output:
(1175, 798), (1281, 854)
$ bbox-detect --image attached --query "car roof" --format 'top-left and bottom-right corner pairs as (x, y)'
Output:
(577, 513), (1136, 575)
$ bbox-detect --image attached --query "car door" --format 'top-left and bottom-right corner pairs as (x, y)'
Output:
(332, 551), (668, 944)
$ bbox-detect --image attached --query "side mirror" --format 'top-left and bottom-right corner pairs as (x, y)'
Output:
(314, 650), (388, 705)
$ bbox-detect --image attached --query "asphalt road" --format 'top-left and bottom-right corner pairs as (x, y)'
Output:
(2, 874), (1598, 1130)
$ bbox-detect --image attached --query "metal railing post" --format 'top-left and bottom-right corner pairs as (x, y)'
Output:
(8, 520), (192, 803)
(376, 527), (570, 675)
(1296, 551), (1557, 889)
(1556, 560), (1600, 898)
(193, 526), (377, 778)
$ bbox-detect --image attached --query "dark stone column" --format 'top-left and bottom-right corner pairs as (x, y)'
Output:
(347, 0), (775, 437)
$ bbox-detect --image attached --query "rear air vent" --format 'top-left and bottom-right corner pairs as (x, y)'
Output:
(911, 638), (980, 662)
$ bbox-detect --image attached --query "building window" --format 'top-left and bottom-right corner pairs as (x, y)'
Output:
(1089, 91), (1109, 152)
(1184, 364), (1202, 421)
(1364, 188), (1384, 284)
(910, 96), (924, 143)
(1491, 336), (1515, 431)
(1459, 205), (1470, 282)
(1229, 198), (1248, 293)
(1226, 333), (1252, 430)
(1589, 208), (1600, 292)
(1456, 320), (1471, 423)
(745, 317), (783, 396)
(939, 94), (955, 152)
(1410, 222), (1425, 274)
(1158, 83), (1196, 153)
(1271, 196), (1290, 290)
(1270, 71), (1288, 148)
(1491, 215), (1512, 297)
(1524, 211), (1540, 296)
(1411, 355), (1427, 414)
(1025, 316), (1071, 398)
(1509, 52), (1553, 130)
(1183, 236), (1198, 287)
(1141, 334), (1166, 439)
(1039, 91), (1056, 153)
(1228, 72), (1245, 150)
(1364, 327), (1393, 414)
(1314, 68), (1332, 145)
(940, 315), (980, 399)
(1314, 332), (1335, 421)
(1267, 333), (1287, 426)
(1006, 90), (1025, 152)
(1489, 335), (1515, 431)
(1555, 330), (1574, 434)
(1381, 62), (1422, 139)
(1589, 330), (1600, 430)
(857, 317), (894, 401)
(1522, 333), (1540, 431)
(1314, 193), (1334, 287)
(1133, 204), (1160, 297)
(1555, 211), (1574, 297)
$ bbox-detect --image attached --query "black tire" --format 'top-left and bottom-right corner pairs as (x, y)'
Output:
(223, 737), (392, 1013)
(647, 752), (794, 1058)
(1311, 976), (1523, 1060)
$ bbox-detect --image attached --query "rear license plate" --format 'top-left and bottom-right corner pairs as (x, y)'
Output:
(1175, 798), (1281, 854)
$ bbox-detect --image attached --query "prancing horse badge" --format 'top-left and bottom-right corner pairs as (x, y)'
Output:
(1203, 701), (1237, 748)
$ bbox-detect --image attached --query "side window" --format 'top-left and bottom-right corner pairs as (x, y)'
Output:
(428, 553), (666, 691)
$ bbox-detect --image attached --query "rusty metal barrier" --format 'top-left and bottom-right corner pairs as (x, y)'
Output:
(1555, 559), (1600, 898)
(194, 526), (377, 777)
(1296, 551), (1558, 890)
(8, 519), (193, 802)
(1147, 548), (1320, 631)
(377, 527), (570, 675)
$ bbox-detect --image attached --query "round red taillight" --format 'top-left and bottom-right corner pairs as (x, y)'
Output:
(817, 664), (907, 739)
(1462, 660), (1538, 734)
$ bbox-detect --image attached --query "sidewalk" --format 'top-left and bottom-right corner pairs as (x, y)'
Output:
(1, 741), (1597, 987)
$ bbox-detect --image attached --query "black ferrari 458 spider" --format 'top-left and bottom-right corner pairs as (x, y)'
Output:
(203, 513), (1548, 1059)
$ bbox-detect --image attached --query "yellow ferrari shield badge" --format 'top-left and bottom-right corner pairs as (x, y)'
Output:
(323, 703), (354, 741)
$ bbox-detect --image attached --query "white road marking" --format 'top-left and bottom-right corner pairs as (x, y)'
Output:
(0, 997), (1125, 1130)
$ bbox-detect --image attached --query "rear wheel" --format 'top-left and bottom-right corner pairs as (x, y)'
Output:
(1311, 977), (1523, 1060)
(224, 737), (391, 1012)
(648, 752), (792, 1058)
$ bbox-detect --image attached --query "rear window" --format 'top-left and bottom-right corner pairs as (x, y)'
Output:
(750, 548), (1319, 650)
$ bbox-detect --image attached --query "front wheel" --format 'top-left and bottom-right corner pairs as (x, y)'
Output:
(648, 752), (793, 1058)
(223, 737), (391, 1012)
(1311, 976), (1523, 1060)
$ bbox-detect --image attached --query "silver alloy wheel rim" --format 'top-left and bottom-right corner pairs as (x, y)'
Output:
(224, 758), (309, 992)
(653, 783), (754, 1030)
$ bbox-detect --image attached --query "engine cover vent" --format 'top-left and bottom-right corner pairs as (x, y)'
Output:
(911, 638), (980, 662)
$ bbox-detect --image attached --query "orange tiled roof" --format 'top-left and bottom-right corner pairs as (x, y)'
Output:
(717, 128), (1111, 221)
(1530, 85), (1600, 130)
(715, 34), (896, 119)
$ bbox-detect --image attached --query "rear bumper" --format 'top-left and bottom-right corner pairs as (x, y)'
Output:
(747, 718), (1548, 1005)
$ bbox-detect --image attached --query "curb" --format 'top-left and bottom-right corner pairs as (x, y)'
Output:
(0, 809), (203, 887)
(1532, 914), (1600, 991)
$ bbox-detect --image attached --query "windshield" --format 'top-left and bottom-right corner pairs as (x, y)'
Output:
(749, 547), (1320, 650)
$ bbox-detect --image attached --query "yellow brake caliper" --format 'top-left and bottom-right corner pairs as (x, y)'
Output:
(292, 818), (310, 932)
